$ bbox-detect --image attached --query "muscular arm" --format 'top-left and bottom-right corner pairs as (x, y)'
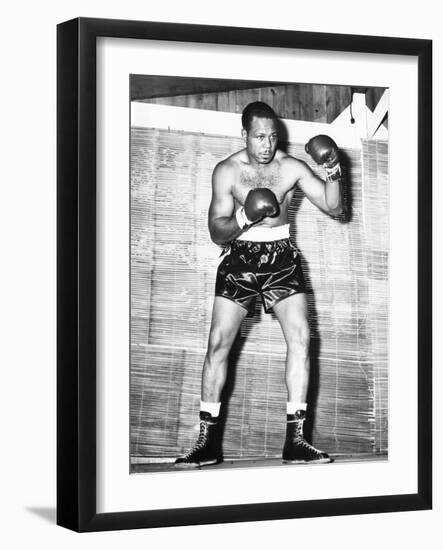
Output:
(208, 161), (243, 245)
(292, 158), (343, 216)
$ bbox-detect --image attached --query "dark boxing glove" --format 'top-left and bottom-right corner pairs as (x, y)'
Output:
(305, 134), (341, 181)
(236, 188), (279, 229)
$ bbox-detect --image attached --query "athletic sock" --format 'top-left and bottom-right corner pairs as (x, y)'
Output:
(200, 400), (221, 418)
(287, 402), (307, 415)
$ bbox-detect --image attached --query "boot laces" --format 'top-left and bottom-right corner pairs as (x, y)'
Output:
(183, 420), (209, 459)
(292, 418), (322, 455)
(294, 418), (304, 438)
(295, 437), (320, 453)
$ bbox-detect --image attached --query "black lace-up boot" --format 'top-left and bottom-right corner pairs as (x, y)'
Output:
(175, 411), (222, 468)
(282, 410), (332, 464)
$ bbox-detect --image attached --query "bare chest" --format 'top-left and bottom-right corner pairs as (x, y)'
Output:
(233, 165), (292, 204)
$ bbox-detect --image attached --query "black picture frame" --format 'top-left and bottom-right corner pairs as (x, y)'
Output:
(57, 17), (432, 532)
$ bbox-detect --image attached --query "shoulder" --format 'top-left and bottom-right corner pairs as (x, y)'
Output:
(212, 152), (243, 186)
(277, 151), (312, 177)
(213, 151), (242, 175)
(211, 156), (240, 196)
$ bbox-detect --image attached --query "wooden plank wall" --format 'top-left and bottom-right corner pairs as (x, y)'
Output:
(143, 84), (351, 123)
(130, 128), (389, 462)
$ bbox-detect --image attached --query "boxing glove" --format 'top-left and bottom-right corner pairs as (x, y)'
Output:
(305, 135), (339, 168)
(236, 188), (279, 228)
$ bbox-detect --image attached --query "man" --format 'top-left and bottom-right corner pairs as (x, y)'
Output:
(175, 101), (343, 468)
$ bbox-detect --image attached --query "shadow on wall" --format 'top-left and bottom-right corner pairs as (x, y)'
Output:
(279, 121), (354, 225)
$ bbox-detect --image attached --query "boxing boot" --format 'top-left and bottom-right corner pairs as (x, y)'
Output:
(175, 411), (222, 468)
(282, 410), (332, 464)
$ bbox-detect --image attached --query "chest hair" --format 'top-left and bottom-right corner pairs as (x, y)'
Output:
(240, 164), (281, 189)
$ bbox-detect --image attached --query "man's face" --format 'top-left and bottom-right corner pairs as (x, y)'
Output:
(243, 116), (278, 164)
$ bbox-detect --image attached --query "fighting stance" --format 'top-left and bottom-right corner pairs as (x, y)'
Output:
(175, 101), (343, 467)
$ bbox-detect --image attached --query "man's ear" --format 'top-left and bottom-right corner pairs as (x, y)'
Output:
(241, 128), (247, 140)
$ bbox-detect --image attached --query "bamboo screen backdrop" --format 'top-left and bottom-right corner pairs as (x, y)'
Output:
(130, 127), (388, 463)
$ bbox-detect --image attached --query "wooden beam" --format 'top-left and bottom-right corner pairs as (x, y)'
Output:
(330, 92), (367, 141)
(367, 89), (389, 138)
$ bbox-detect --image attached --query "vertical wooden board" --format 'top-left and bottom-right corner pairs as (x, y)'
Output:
(289, 83), (302, 120)
(216, 91), (230, 112)
(298, 84), (314, 121)
(185, 94), (199, 109)
(200, 93), (218, 111)
(170, 95), (189, 107)
(327, 86), (351, 123)
(256, 87), (274, 111)
(236, 88), (260, 112)
(312, 84), (327, 123)
(283, 84), (296, 121)
(271, 85), (288, 119)
(227, 90), (238, 113)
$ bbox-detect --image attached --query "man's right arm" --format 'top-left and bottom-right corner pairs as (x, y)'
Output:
(208, 161), (244, 246)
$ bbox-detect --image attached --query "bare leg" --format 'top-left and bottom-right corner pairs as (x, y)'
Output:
(272, 293), (310, 402)
(273, 293), (331, 463)
(201, 297), (249, 402)
(175, 297), (248, 468)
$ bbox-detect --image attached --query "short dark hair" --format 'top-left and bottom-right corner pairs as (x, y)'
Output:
(241, 101), (278, 132)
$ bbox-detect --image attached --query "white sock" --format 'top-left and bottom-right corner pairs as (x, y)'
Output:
(287, 402), (307, 415)
(200, 400), (221, 418)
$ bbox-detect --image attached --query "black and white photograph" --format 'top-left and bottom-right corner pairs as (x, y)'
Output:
(129, 76), (390, 473)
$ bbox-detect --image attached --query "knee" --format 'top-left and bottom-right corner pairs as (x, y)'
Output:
(207, 328), (232, 358)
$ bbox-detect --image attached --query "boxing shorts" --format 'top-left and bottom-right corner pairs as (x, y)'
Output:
(215, 224), (306, 313)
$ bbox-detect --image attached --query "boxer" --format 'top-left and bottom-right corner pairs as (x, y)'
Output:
(175, 101), (343, 468)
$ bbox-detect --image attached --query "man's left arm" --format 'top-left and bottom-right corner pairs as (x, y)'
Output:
(293, 135), (344, 216)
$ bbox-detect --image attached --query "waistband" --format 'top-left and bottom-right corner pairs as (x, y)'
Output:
(236, 224), (290, 242)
